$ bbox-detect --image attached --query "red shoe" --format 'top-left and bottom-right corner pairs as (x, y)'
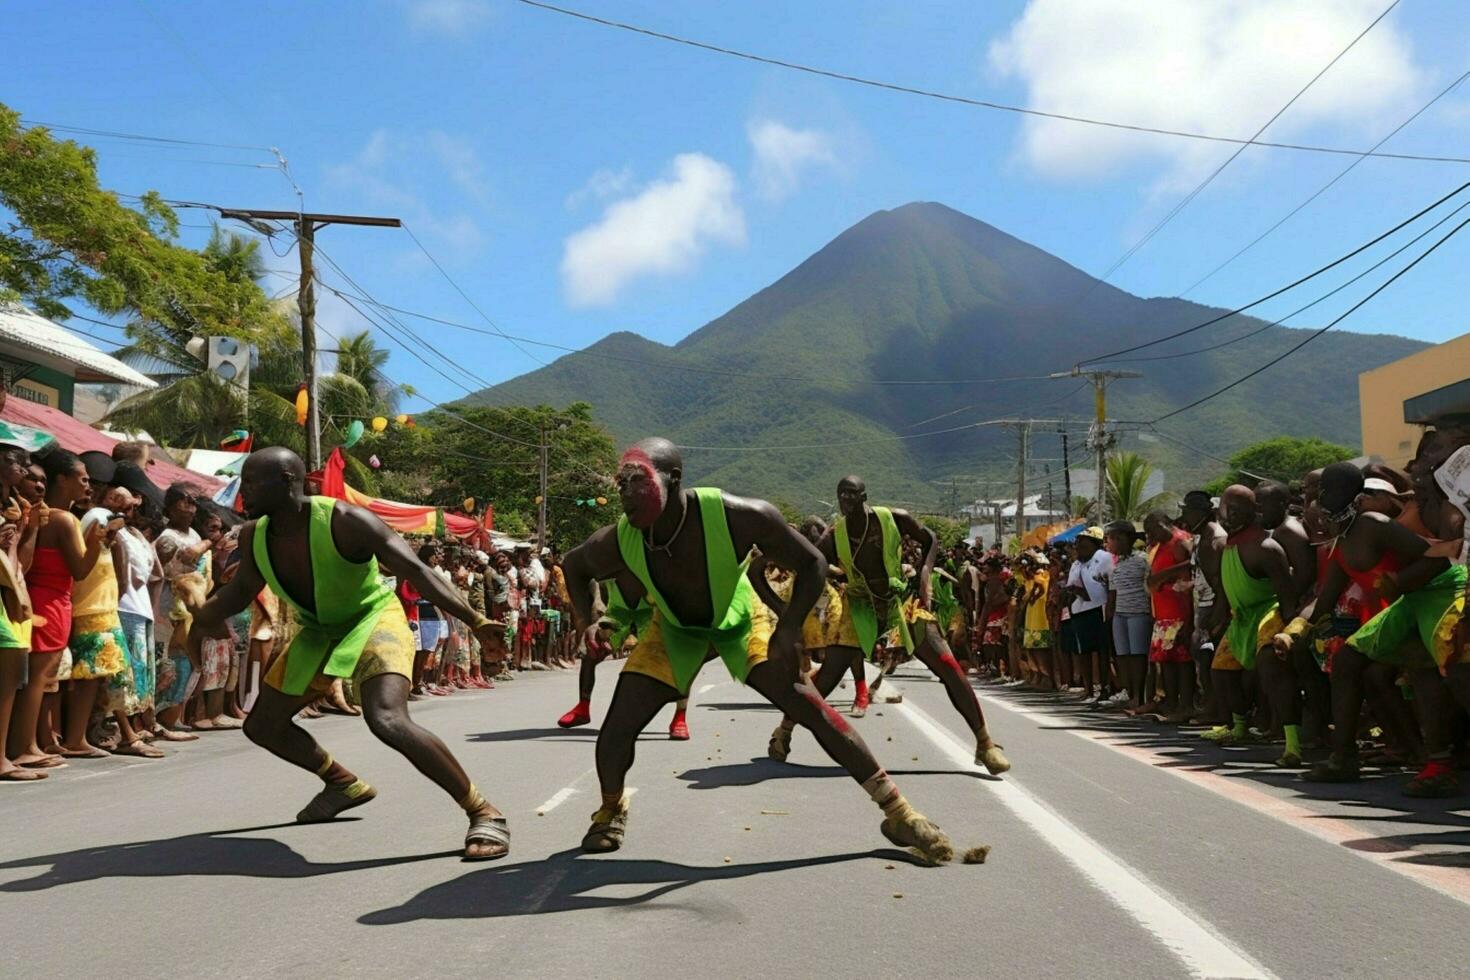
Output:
(558, 700), (592, 729)
(669, 709), (691, 741)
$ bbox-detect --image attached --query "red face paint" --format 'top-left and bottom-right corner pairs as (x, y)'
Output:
(617, 447), (667, 529)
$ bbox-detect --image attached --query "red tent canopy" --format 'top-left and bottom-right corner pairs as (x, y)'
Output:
(0, 398), (223, 493)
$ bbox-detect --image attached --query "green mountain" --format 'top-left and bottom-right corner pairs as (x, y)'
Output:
(471, 202), (1426, 514)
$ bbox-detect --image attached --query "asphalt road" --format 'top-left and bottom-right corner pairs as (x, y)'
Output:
(3, 660), (1468, 979)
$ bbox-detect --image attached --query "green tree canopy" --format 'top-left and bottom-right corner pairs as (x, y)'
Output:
(1203, 436), (1356, 494)
(1106, 451), (1172, 521)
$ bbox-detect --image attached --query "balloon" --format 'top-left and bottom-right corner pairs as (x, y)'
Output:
(596, 496), (608, 506)
(534, 495), (544, 505)
(463, 496), (476, 513)
(294, 385), (309, 426)
(371, 416), (388, 433)
(344, 419), (365, 448)
(405, 417), (415, 428)
(368, 454), (381, 469)
(396, 414), (409, 425)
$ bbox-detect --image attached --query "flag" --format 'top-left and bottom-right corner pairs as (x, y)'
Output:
(220, 429), (253, 453)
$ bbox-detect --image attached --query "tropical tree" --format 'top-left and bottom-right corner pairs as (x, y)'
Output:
(1105, 452), (1172, 521)
(1204, 436), (1355, 493)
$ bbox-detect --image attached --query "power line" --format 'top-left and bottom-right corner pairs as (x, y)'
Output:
(1151, 212), (1470, 423)
(1181, 68), (1470, 297)
(1102, 193), (1470, 364)
(1085, 0), (1401, 290)
(511, 0), (1470, 166)
(19, 118), (275, 155)
(1078, 180), (1470, 365)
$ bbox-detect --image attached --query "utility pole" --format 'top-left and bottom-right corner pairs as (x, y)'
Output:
(992, 503), (1003, 550)
(1060, 426), (1073, 517)
(1051, 368), (1142, 524)
(1015, 421), (1029, 545)
(537, 425), (550, 549)
(216, 208), (401, 471)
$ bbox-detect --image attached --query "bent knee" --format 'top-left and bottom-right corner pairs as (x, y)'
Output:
(364, 708), (414, 745)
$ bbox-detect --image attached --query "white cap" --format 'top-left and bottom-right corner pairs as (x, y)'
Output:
(1362, 477), (1398, 494)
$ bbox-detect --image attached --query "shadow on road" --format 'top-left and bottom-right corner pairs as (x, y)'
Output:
(677, 758), (999, 789)
(466, 727), (600, 743)
(358, 847), (921, 924)
(0, 822), (458, 892)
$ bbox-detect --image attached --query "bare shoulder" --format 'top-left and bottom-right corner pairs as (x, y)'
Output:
(330, 501), (392, 560)
(721, 491), (785, 531)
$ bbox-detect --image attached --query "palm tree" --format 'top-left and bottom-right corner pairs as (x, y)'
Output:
(1105, 452), (1172, 521)
(334, 330), (399, 414)
(202, 224), (266, 285)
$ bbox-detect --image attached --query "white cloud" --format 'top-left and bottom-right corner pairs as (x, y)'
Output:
(405, 0), (489, 34)
(325, 128), (488, 252)
(561, 154), (745, 307)
(564, 166), (635, 210)
(989, 0), (1424, 190)
(747, 119), (838, 201)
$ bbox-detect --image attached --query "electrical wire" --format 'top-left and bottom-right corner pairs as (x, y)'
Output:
(1077, 180), (1469, 365)
(511, 0), (1470, 166)
(1181, 68), (1470, 298)
(18, 119), (275, 154)
(1151, 212), (1470, 423)
(1100, 194), (1470, 364)
(1084, 0), (1402, 290)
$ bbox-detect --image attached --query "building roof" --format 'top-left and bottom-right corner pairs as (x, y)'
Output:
(177, 448), (248, 477)
(0, 303), (156, 388)
(0, 397), (220, 493)
(1404, 377), (1470, 425)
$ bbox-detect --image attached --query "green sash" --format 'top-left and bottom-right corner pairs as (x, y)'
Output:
(253, 497), (397, 695)
(601, 580), (650, 649)
(616, 488), (757, 693)
(1221, 542), (1278, 671)
(931, 570), (959, 628)
(834, 506), (913, 655)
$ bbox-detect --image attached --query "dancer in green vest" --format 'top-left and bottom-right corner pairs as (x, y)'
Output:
(768, 475), (1010, 774)
(190, 448), (511, 861)
(562, 439), (957, 862)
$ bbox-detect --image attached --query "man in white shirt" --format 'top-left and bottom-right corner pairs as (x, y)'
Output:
(1062, 526), (1113, 700)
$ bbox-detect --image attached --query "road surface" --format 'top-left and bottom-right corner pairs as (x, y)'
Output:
(3, 660), (1467, 979)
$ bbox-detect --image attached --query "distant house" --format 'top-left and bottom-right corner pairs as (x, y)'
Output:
(0, 302), (154, 417)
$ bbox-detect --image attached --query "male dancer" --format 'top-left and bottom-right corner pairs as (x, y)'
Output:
(767, 475), (1009, 774)
(190, 448), (510, 860)
(1202, 486), (1301, 761)
(561, 440), (955, 861)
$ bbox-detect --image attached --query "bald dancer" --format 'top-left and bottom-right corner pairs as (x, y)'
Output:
(768, 475), (1009, 774)
(1202, 485), (1301, 759)
(191, 448), (511, 860)
(562, 439), (955, 861)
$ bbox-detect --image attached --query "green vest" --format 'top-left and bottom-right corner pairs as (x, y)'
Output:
(1220, 541), (1278, 671)
(615, 488), (758, 693)
(253, 496), (397, 695)
(833, 506), (913, 654)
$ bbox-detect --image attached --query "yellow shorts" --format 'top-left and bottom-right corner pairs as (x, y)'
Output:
(833, 595), (936, 650)
(1211, 609), (1284, 671)
(1211, 641), (1243, 672)
(624, 601), (775, 692)
(263, 603), (416, 697)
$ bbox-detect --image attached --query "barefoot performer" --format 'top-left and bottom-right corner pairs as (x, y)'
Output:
(769, 476), (1009, 774)
(562, 439), (955, 862)
(190, 448), (510, 860)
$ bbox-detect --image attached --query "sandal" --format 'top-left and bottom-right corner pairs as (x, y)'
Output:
(112, 738), (166, 759)
(1402, 771), (1459, 799)
(768, 726), (792, 762)
(581, 797), (629, 853)
(1303, 755), (1360, 783)
(880, 807), (956, 865)
(464, 813), (511, 861)
(296, 779), (377, 823)
(975, 737), (1010, 775)
(0, 767), (48, 781)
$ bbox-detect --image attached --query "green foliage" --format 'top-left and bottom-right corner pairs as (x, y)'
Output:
(1106, 452), (1172, 521)
(0, 106), (280, 333)
(368, 402), (617, 549)
(1202, 436), (1356, 494)
(921, 514), (968, 550)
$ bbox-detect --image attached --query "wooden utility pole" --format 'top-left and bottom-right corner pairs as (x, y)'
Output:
(216, 209), (401, 471)
(537, 425), (549, 548)
(1060, 426), (1073, 516)
(1015, 421), (1029, 545)
(1050, 368), (1141, 524)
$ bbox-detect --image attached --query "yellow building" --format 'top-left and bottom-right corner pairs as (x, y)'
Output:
(1359, 332), (1470, 469)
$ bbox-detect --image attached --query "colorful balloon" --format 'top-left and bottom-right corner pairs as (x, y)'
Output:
(344, 419), (365, 448)
(294, 385), (309, 426)
(368, 454), (381, 469)
(371, 416), (388, 433)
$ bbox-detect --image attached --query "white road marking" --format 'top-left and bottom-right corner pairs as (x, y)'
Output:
(895, 696), (1274, 980)
(536, 765), (595, 813)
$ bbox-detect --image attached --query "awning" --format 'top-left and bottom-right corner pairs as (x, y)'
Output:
(0, 398), (221, 493)
(1404, 378), (1470, 425)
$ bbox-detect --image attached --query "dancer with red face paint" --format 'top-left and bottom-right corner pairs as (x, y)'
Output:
(767, 475), (1010, 774)
(561, 439), (957, 861)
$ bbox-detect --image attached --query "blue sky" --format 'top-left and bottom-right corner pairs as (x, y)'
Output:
(11, 0), (1470, 411)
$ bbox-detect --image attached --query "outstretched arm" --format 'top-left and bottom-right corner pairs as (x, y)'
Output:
(193, 522), (267, 633)
(729, 498), (827, 659)
(746, 551), (787, 617)
(892, 509), (937, 607)
(562, 524), (632, 635)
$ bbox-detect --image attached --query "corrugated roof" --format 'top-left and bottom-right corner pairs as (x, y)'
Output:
(0, 302), (157, 388)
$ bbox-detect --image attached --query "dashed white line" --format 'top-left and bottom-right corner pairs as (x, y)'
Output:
(895, 696), (1274, 980)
